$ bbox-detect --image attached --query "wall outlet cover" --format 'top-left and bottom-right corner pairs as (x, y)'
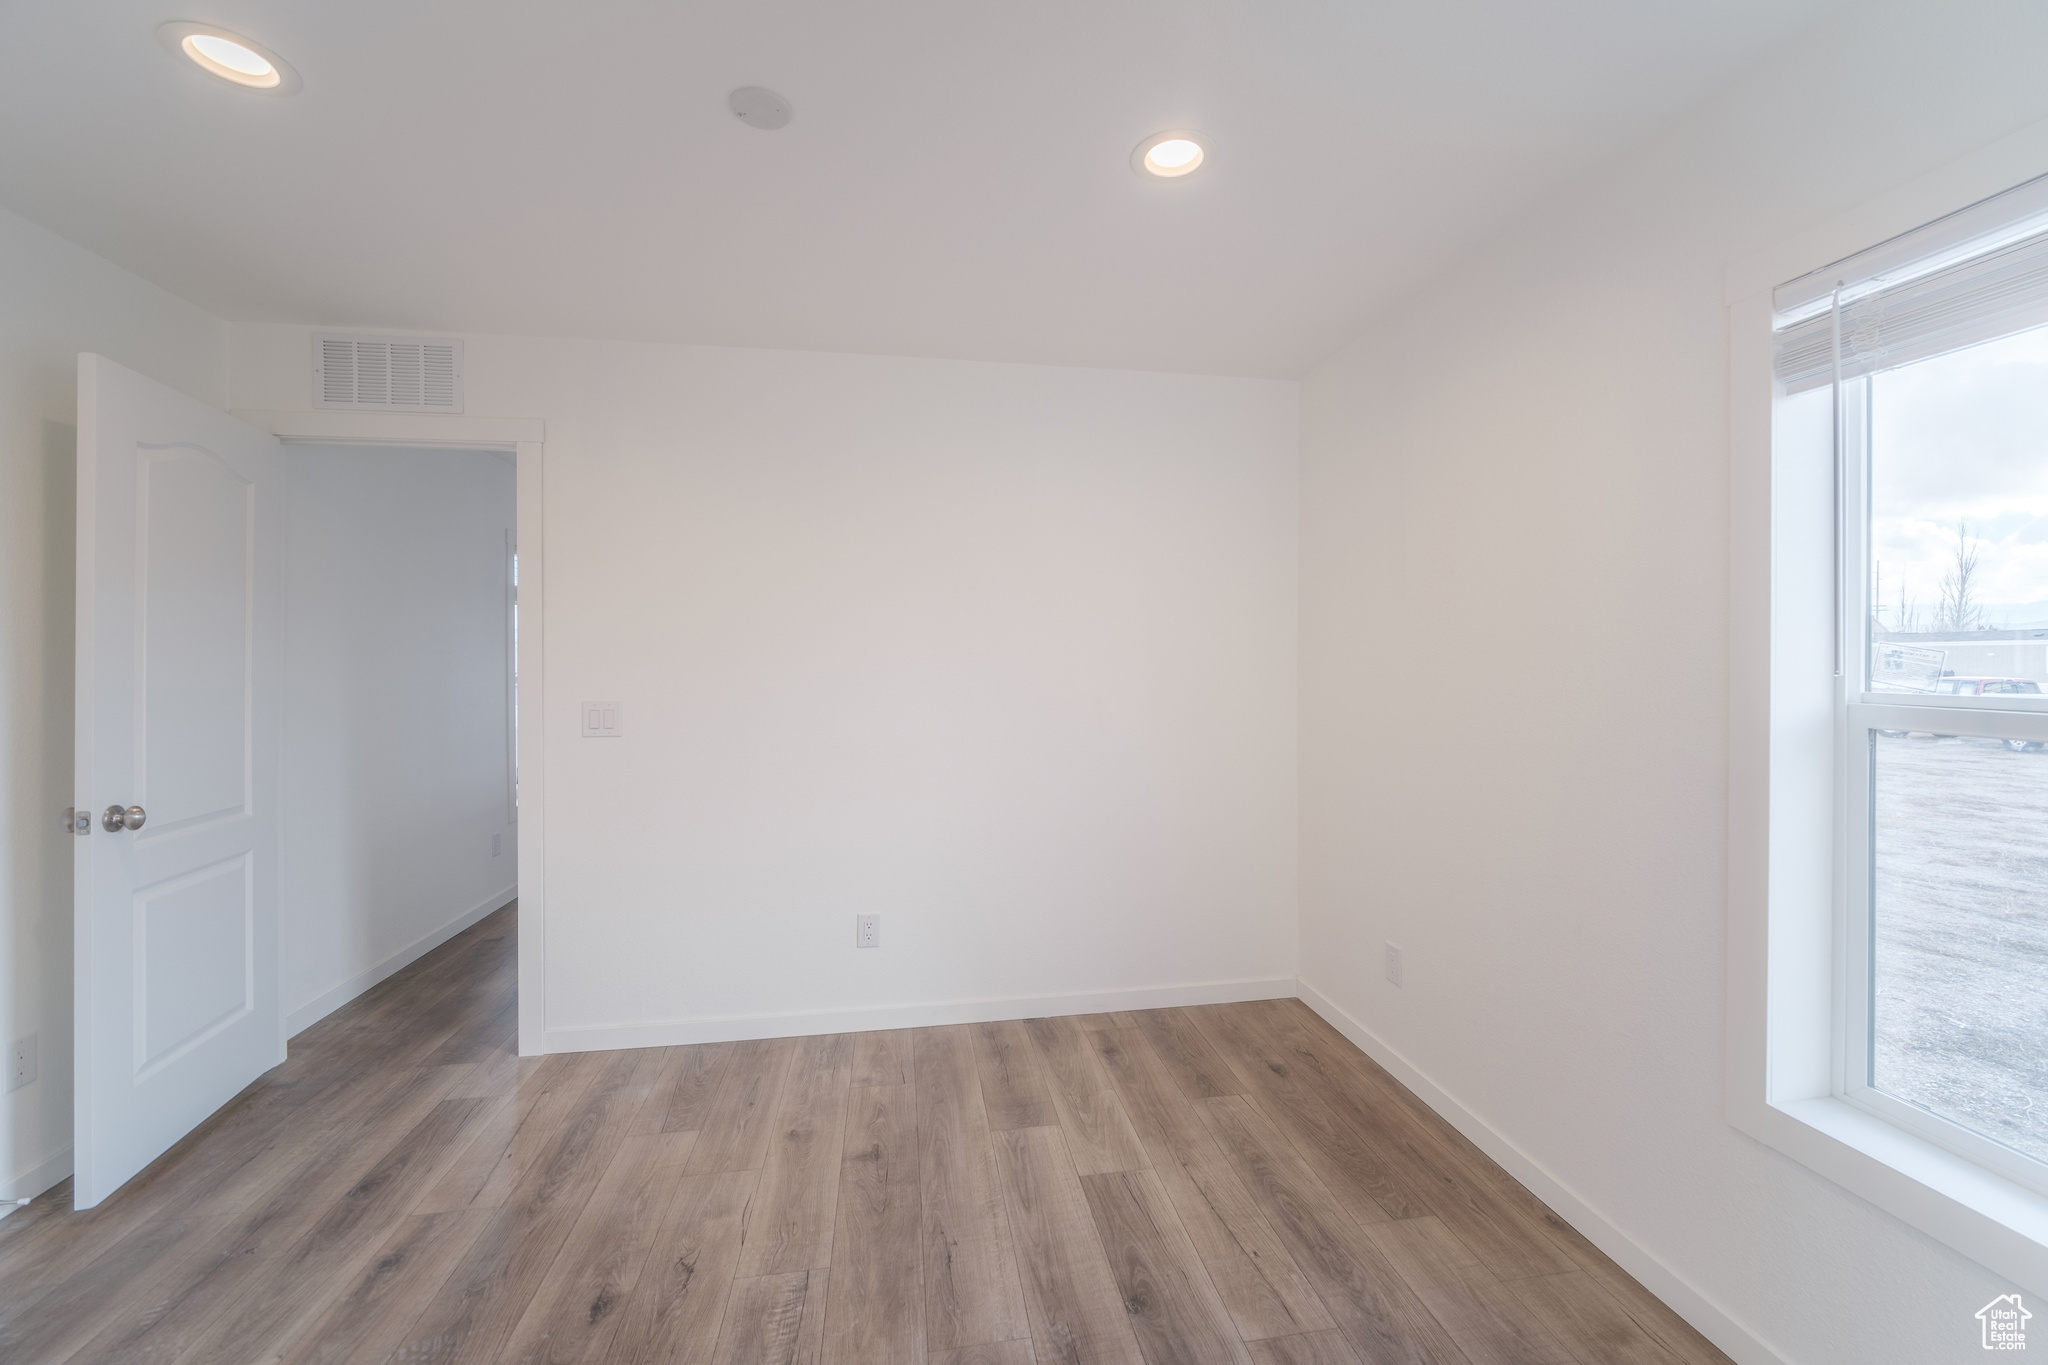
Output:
(1384, 943), (1404, 987)
(10, 1034), (37, 1092)
(856, 914), (881, 949)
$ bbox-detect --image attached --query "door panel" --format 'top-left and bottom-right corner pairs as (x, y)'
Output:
(76, 353), (282, 1208)
(136, 855), (254, 1078)
(138, 444), (253, 831)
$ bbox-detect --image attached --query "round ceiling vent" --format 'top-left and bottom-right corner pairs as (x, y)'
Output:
(728, 87), (793, 131)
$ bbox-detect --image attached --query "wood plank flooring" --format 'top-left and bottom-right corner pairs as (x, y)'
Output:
(0, 907), (1731, 1365)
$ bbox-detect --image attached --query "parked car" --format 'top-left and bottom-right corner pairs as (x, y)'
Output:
(1932, 676), (2044, 696)
(1921, 677), (2045, 751)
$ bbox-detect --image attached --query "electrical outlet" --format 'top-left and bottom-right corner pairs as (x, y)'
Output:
(856, 914), (881, 949)
(1384, 943), (1404, 987)
(492, 832), (502, 857)
(10, 1034), (37, 1092)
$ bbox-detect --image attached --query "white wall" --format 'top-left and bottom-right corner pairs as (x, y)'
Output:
(1298, 3), (2048, 1363)
(234, 331), (1301, 1046)
(0, 205), (228, 1204)
(281, 443), (517, 1035)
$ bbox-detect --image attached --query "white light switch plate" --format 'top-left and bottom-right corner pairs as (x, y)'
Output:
(581, 701), (623, 737)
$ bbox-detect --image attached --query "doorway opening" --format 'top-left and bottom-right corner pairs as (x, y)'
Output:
(277, 442), (519, 1039)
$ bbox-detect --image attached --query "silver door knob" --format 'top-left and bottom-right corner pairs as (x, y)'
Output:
(102, 805), (146, 832)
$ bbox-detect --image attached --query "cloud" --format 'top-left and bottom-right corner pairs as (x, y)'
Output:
(1870, 324), (2048, 620)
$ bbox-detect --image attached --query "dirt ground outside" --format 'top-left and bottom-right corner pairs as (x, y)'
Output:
(1873, 731), (2048, 1164)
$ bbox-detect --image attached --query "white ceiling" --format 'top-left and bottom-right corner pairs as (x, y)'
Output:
(0, 0), (1843, 377)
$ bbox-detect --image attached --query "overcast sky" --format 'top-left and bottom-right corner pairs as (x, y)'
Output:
(1871, 324), (2048, 630)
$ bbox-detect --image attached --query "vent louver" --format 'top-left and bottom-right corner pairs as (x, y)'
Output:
(314, 334), (464, 412)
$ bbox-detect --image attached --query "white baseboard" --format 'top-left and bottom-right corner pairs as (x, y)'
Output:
(2, 1143), (74, 1217)
(287, 886), (517, 1038)
(542, 975), (1299, 1053)
(1295, 979), (1792, 1365)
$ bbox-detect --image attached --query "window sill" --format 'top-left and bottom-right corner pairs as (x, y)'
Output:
(1733, 1090), (2048, 1294)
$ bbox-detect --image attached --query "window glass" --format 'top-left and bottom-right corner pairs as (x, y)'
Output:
(1871, 732), (2048, 1163)
(1869, 326), (2048, 692)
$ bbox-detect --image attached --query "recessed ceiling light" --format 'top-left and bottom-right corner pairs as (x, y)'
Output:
(1132, 130), (1210, 180)
(157, 21), (302, 95)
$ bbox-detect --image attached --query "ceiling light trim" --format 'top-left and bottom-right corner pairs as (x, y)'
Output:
(157, 21), (303, 96)
(1131, 129), (1211, 180)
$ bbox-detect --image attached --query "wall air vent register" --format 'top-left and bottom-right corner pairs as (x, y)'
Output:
(313, 334), (464, 413)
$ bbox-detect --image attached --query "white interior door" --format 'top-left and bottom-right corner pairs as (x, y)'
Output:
(73, 353), (283, 1209)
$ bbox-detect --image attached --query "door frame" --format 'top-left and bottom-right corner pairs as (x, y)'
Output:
(234, 408), (548, 1056)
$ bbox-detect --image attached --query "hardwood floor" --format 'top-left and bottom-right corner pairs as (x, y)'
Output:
(0, 907), (1732, 1365)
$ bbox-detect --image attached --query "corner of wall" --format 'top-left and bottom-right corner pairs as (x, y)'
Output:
(1295, 979), (1791, 1365)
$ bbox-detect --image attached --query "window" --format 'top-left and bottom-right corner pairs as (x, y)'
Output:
(1774, 210), (2048, 1197)
(1730, 162), (2048, 1288)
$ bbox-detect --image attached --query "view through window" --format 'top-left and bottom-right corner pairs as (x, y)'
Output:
(1865, 323), (2048, 1168)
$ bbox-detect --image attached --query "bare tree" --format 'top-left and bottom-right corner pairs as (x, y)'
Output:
(1897, 581), (1923, 633)
(1938, 522), (1984, 633)
(1876, 560), (1926, 634)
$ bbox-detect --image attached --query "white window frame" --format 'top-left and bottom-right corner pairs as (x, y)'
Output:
(1835, 378), (2048, 1198)
(1728, 121), (2048, 1299)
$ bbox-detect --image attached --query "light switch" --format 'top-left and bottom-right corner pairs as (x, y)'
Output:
(582, 701), (623, 737)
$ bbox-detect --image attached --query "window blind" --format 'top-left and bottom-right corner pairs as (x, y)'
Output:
(1775, 170), (2048, 320)
(1774, 224), (2048, 393)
